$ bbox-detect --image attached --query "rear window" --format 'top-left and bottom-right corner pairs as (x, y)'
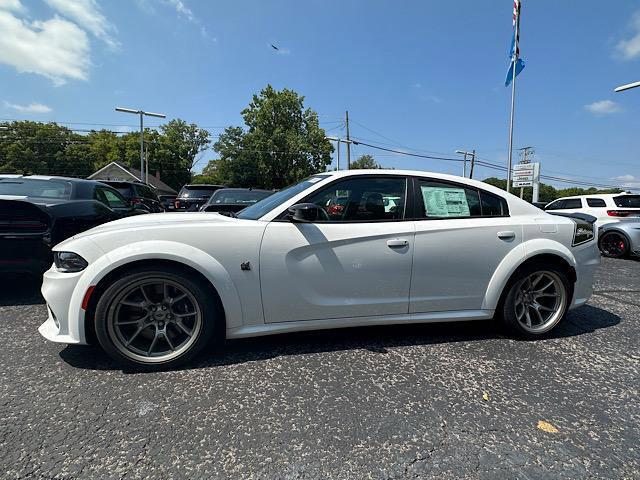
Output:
(614, 195), (640, 208)
(178, 186), (222, 198)
(135, 184), (157, 199)
(0, 179), (72, 199)
(207, 190), (273, 205)
(586, 198), (606, 207)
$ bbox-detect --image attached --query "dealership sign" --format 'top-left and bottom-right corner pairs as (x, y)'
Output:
(512, 162), (540, 188)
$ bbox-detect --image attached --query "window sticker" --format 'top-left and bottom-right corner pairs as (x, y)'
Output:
(421, 186), (470, 217)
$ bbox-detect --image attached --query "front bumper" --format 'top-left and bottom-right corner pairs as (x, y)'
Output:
(39, 267), (87, 344)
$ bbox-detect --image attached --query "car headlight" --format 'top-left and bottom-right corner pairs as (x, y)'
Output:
(573, 219), (595, 246)
(53, 251), (88, 273)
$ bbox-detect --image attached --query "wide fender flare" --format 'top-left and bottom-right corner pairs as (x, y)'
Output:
(482, 238), (577, 311)
(70, 240), (243, 342)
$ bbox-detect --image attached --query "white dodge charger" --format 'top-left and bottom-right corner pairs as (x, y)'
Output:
(39, 170), (600, 368)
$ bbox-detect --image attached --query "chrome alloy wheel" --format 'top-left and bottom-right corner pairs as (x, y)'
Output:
(106, 278), (203, 363)
(513, 271), (567, 334)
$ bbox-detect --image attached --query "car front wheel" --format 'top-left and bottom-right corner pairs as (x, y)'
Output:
(499, 264), (571, 338)
(94, 266), (219, 369)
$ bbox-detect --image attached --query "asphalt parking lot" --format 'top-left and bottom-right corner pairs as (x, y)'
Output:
(0, 257), (638, 480)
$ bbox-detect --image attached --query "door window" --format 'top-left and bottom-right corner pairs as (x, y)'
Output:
(586, 198), (606, 207)
(96, 187), (128, 209)
(415, 180), (481, 218)
(546, 199), (582, 210)
(303, 176), (407, 221)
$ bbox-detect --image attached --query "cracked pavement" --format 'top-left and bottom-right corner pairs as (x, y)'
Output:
(0, 257), (638, 479)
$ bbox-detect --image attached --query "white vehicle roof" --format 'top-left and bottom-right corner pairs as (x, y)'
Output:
(549, 193), (632, 201)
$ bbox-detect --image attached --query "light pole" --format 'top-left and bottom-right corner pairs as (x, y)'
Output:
(115, 107), (166, 183)
(614, 81), (640, 93)
(455, 149), (476, 178)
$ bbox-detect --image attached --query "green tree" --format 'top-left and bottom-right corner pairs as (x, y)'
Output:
(155, 120), (211, 190)
(213, 85), (333, 189)
(350, 154), (381, 169)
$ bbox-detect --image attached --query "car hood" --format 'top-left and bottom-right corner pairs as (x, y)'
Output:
(72, 212), (239, 239)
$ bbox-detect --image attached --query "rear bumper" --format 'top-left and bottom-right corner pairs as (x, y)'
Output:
(570, 241), (601, 309)
(0, 237), (51, 274)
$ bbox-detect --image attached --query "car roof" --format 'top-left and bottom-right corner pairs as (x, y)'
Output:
(320, 169), (513, 197)
(213, 187), (273, 193)
(550, 193), (631, 201)
(0, 175), (103, 186)
(183, 184), (226, 188)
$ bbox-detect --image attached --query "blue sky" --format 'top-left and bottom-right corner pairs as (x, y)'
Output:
(1, 0), (640, 190)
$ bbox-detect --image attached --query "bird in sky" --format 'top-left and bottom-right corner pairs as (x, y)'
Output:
(271, 44), (279, 51)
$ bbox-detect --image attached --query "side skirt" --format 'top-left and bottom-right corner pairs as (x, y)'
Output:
(226, 310), (493, 339)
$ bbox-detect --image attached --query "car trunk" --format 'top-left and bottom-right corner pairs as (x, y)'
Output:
(0, 199), (53, 273)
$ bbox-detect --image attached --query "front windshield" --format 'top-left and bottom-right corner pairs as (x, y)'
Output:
(236, 175), (330, 220)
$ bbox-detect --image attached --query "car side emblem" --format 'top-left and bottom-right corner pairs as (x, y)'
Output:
(241, 261), (251, 271)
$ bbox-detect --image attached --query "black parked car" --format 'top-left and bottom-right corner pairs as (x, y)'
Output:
(158, 194), (177, 211)
(174, 184), (225, 211)
(0, 176), (146, 275)
(100, 180), (164, 212)
(199, 188), (275, 214)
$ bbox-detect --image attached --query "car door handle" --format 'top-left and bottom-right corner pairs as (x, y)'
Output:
(387, 239), (409, 248)
(497, 231), (516, 240)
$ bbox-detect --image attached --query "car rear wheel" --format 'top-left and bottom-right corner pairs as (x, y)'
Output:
(94, 266), (219, 369)
(599, 231), (630, 258)
(499, 263), (571, 338)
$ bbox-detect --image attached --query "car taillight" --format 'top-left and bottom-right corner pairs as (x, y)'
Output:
(174, 200), (180, 208)
(607, 210), (630, 217)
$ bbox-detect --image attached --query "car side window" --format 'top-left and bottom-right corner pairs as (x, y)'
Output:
(479, 190), (509, 216)
(563, 198), (582, 208)
(97, 187), (128, 209)
(304, 176), (407, 222)
(586, 198), (606, 207)
(415, 179), (481, 218)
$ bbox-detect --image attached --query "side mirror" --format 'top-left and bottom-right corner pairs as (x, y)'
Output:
(287, 203), (324, 223)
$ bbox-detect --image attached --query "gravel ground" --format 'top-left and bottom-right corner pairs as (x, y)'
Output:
(0, 258), (638, 479)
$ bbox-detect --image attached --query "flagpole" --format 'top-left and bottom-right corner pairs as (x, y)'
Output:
(506, 3), (520, 194)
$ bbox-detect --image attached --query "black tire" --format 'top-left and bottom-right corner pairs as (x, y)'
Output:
(598, 231), (630, 259)
(94, 266), (220, 369)
(498, 262), (572, 339)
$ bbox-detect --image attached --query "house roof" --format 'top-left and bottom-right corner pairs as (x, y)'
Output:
(88, 162), (177, 195)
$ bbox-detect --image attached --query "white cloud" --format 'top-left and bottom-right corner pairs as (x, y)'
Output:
(0, 10), (90, 85)
(613, 174), (640, 189)
(164, 0), (195, 22)
(3, 101), (52, 113)
(584, 100), (623, 115)
(44, 0), (118, 49)
(0, 0), (25, 13)
(615, 11), (640, 60)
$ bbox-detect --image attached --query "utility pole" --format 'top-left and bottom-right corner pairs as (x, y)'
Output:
(469, 149), (476, 179)
(345, 110), (351, 169)
(455, 149), (476, 178)
(115, 107), (166, 183)
(517, 146), (534, 199)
